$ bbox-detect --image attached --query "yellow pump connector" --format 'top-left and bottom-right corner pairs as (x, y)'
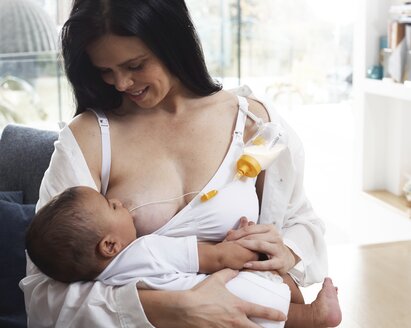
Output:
(236, 154), (262, 178)
(201, 189), (219, 202)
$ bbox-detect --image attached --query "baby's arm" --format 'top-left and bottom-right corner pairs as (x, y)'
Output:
(197, 219), (283, 276)
(197, 241), (258, 273)
(198, 217), (258, 273)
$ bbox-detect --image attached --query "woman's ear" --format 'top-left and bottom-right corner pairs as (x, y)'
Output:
(98, 235), (121, 258)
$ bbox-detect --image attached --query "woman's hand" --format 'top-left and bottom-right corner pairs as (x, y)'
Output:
(182, 268), (287, 327)
(140, 269), (286, 327)
(225, 222), (299, 275)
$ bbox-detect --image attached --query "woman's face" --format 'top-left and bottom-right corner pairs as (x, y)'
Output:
(86, 34), (179, 109)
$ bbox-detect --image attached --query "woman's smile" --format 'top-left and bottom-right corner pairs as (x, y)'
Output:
(126, 86), (149, 103)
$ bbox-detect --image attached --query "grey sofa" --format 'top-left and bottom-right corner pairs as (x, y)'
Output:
(0, 124), (58, 328)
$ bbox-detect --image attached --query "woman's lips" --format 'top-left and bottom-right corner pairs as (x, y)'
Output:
(127, 86), (148, 101)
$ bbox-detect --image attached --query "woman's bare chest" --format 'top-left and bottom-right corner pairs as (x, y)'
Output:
(106, 116), (235, 235)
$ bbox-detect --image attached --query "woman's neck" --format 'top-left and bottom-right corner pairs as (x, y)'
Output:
(119, 84), (202, 117)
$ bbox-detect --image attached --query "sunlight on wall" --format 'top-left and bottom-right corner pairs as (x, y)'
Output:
(308, 0), (356, 25)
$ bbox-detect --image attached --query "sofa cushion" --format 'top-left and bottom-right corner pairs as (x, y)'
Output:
(0, 191), (23, 203)
(0, 124), (58, 204)
(0, 199), (35, 328)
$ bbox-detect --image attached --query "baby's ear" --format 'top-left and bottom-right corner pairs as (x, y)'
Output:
(98, 236), (121, 258)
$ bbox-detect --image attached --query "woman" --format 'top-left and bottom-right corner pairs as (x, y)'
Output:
(20, 0), (332, 327)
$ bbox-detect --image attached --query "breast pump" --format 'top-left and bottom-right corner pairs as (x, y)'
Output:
(236, 121), (286, 179)
(130, 112), (287, 212)
(200, 116), (286, 202)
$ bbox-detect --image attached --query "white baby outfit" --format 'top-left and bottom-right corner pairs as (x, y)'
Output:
(97, 235), (290, 328)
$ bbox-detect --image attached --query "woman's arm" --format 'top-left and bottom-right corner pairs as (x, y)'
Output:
(140, 269), (287, 328)
(264, 113), (327, 286)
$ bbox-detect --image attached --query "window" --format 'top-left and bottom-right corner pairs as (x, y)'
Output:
(0, 0), (72, 129)
(0, 0), (354, 129)
(188, 0), (354, 107)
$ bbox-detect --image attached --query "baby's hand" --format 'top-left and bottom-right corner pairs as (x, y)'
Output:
(216, 241), (258, 270)
(224, 217), (255, 241)
(198, 217), (258, 273)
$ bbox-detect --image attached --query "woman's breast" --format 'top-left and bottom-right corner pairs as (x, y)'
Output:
(130, 202), (182, 236)
(108, 157), (194, 236)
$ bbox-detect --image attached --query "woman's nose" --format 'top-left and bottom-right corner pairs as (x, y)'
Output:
(114, 73), (134, 92)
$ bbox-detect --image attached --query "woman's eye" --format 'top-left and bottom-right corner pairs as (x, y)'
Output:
(129, 64), (143, 71)
(99, 69), (111, 75)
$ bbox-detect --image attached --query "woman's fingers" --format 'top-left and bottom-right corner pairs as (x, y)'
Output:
(201, 268), (240, 286)
(236, 239), (278, 255)
(242, 300), (287, 322)
(243, 259), (283, 271)
(235, 239), (293, 273)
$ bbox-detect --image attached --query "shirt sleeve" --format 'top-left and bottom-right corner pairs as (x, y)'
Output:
(19, 125), (154, 328)
(97, 235), (199, 286)
(258, 96), (328, 287)
(279, 129), (328, 286)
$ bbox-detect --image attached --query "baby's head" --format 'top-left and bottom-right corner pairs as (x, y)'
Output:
(26, 186), (136, 283)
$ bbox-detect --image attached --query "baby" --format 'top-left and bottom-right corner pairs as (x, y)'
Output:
(26, 186), (341, 328)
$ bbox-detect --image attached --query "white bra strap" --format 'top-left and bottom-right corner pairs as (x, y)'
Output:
(237, 96), (264, 127)
(234, 96), (248, 140)
(88, 109), (111, 195)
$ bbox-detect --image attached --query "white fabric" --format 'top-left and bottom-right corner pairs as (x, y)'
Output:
(226, 272), (290, 328)
(97, 234), (204, 290)
(98, 236), (290, 328)
(87, 109), (111, 195)
(20, 87), (327, 327)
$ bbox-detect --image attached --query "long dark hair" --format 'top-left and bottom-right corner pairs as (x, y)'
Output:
(61, 0), (222, 115)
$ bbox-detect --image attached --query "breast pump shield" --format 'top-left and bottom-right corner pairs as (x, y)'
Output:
(236, 122), (286, 178)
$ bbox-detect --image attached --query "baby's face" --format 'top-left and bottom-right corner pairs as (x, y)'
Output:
(78, 187), (137, 246)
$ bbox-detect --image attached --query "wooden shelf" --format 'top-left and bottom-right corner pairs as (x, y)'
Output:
(363, 78), (411, 102)
(365, 190), (411, 218)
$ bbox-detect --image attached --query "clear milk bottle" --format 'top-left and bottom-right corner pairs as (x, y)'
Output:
(236, 122), (286, 178)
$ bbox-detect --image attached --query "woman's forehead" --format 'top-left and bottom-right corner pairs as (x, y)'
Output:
(86, 34), (150, 67)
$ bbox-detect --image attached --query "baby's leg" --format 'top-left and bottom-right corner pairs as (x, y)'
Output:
(285, 278), (342, 328)
(281, 273), (304, 304)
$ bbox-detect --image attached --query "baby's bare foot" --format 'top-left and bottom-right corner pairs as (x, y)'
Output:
(311, 277), (342, 327)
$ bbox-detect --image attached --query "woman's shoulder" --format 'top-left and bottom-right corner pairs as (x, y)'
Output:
(67, 111), (102, 175)
(247, 98), (270, 123)
(68, 111), (101, 146)
(225, 87), (269, 123)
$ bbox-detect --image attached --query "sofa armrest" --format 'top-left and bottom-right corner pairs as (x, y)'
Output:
(0, 124), (58, 204)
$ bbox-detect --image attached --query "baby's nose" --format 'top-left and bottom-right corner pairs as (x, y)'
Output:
(110, 199), (123, 208)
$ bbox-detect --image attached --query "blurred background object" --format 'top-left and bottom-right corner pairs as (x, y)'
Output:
(0, 0), (69, 130)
